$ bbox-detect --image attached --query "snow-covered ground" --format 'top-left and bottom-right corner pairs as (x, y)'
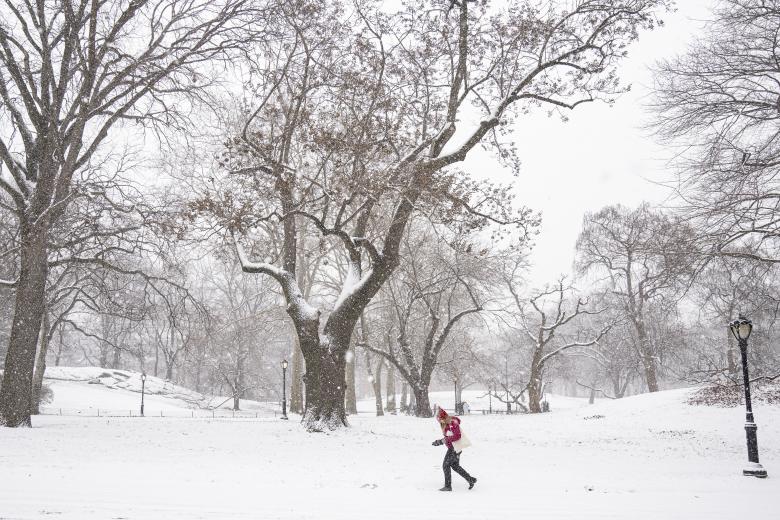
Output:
(1, 371), (778, 520)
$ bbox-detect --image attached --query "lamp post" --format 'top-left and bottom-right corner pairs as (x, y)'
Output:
(505, 357), (511, 414)
(281, 359), (289, 420)
(729, 315), (767, 478)
(140, 372), (146, 417)
(488, 384), (492, 414)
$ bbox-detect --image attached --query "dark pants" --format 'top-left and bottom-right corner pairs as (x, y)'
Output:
(443, 446), (473, 487)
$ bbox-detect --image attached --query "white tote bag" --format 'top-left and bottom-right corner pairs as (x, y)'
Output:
(452, 431), (472, 452)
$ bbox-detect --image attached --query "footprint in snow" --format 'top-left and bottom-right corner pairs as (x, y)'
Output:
(361, 483), (378, 489)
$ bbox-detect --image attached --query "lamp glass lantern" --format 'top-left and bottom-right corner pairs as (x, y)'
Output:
(730, 316), (753, 342)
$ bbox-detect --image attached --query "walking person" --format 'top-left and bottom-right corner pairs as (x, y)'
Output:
(431, 407), (477, 491)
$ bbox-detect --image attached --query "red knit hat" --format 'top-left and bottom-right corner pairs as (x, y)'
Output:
(437, 406), (449, 421)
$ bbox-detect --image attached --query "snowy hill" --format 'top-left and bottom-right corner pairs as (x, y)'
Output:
(44, 366), (588, 418)
(42, 366), (282, 417)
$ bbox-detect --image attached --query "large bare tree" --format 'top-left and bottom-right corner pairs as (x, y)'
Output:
(651, 0), (780, 263)
(361, 223), (492, 417)
(505, 274), (612, 412)
(197, 0), (671, 430)
(0, 0), (264, 427)
(576, 204), (695, 392)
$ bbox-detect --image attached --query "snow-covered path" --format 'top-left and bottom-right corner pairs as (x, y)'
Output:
(1, 388), (778, 520)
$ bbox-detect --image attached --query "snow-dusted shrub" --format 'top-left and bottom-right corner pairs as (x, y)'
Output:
(688, 382), (780, 407)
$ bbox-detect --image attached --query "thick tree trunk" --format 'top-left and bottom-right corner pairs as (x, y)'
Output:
(371, 357), (384, 417)
(639, 350), (659, 392)
(0, 225), (49, 427)
(165, 325), (176, 381)
(528, 359), (544, 414)
(111, 348), (121, 370)
(412, 386), (431, 417)
(98, 347), (109, 369)
(364, 349), (384, 416)
(31, 311), (51, 415)
(726, 329), (738, 377)
(299, 321), (349, 431)
(385, 363), (396, 412)
(154, 342), (159, 378)
(98, 314), (110, 368)
(302, 348), (348, 430)
(618, 379), (629, 398)
(634, 318), (659, 393)
(527, 381), (542, 413)
(290, 336), (305, 414)
(345, 343), (357, 414)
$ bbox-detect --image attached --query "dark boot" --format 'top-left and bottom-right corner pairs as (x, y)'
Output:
(439, 486), (452, 491)
(468, 477), (477, 490)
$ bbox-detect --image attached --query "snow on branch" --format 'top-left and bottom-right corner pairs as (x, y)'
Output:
(0, 277), (17, 288)
(332, 266), (373, 314)
(576, 380), (617, 399)
(232, 232), (319, 323)
(231, 232), (285, 281)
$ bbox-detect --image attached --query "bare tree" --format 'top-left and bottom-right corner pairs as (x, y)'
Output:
(651, 0), (780, 263)
(683, 257), (780, 387)
(564, 290), (640, 402)
(576, 204), (695, 392)
(0, 0), (264, 427)
(194, 0), (670, 430)
(690, 258), (775, 378)
(480, 347), (528, 414)
(201, 255), (286, 410)
(435, 333), (482, 413)
(584, 321), (638, 399)
(28, 175), (177, 412)
(361, 225), (490, 417)
(507, 276), (612, 413)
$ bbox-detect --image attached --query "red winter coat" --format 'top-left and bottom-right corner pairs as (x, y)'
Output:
(442, 417), (462, 448)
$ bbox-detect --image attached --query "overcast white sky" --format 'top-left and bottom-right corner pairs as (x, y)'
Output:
(461, 0), (714, 289)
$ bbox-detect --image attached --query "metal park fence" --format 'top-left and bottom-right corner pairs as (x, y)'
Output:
(38, 406), (286, 419)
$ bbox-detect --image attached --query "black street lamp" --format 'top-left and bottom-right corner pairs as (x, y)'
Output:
(488, 384), (492, 414)
(281, 359), (289, 420)
(729, 315), (768, 478)
(504, 356), (511, 414)
(140, 372), (146, 417)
